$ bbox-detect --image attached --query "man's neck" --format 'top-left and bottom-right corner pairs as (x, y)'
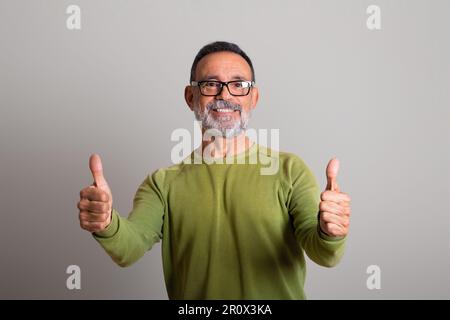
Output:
(200, 132), (254, 159)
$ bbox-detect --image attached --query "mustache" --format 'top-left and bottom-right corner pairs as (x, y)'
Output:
(206, 100), (242, 112)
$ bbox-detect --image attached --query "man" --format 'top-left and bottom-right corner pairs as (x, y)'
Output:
(77, 41), (351, 299)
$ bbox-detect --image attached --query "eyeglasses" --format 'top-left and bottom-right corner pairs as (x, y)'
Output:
(191, 80), (255, 97)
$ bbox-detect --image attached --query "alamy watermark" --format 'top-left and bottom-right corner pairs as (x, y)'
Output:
(366, 5), (381, 30)
(366, 265), (381, 290)
(66, 5), (81, 30)
(66, 264), (81, 290)
(170, 121), (280, 175)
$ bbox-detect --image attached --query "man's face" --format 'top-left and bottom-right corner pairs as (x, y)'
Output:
(185, 51), (259, 138)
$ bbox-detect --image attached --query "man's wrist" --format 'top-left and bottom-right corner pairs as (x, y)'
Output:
(93, 208), (119, 238)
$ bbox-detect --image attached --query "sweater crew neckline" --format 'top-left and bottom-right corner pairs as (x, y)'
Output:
(191, 141), (258, 164)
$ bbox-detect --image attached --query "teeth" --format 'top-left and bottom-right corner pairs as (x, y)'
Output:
(214, 108), (234, 113)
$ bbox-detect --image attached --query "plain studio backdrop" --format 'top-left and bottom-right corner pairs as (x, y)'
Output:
(0, 0), (449, 299)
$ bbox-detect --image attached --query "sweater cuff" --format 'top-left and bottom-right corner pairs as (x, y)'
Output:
(93, 208), (119, 239)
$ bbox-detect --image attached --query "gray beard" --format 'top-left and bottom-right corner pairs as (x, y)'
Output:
(193, 100), (252, 138)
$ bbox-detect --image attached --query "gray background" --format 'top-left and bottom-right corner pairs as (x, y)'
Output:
(0, 0), (449, 299)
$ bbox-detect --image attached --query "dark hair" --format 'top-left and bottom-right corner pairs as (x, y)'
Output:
(190, 41), (255, 82)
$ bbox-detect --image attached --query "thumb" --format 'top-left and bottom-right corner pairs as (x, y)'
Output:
(89, 153), (109, 190)
(326, 157), (340, 192)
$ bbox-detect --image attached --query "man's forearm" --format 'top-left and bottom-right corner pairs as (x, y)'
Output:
(300, 223), (347, 268)
(93, 208), (160, 267)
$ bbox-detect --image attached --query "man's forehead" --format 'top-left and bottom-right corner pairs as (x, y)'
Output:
(195, 52), (252, 80)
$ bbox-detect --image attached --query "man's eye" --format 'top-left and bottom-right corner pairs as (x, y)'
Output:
(204, 82), (220, 87)
(232, 82), (243, 88)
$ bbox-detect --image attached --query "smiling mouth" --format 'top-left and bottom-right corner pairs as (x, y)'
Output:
(210, 107), (240, 114)
(213, 108), (237, 113)
(211, 110), (239, 119)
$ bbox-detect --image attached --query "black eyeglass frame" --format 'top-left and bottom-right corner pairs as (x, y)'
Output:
(190, 80), (255, 97)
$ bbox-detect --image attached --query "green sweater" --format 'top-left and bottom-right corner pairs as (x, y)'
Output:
(93, 143), (346, 299)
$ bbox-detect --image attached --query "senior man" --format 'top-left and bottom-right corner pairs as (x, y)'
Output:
(77, 41), (352, 299)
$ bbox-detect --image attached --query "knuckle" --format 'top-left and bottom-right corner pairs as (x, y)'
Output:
(319, 202), (326, 211)
(79, 199), (88, 209)
(92, 222), (105, 231)
(343, 220), (349, 228)
(325, 223), (334, 232)
(79, 211), (87, 220)
(80, 220), (89, 229)
(331, 227), (340, 236)
(88, 222), (99, 229)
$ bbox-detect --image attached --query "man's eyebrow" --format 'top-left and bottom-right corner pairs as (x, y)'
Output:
(201, 75), (248, 81)
(230, 75), (247, 80)
(203, 75), (220, 80)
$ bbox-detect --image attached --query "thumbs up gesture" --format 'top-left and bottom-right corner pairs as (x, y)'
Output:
(77, 154), (113, 233)
(319, 158), (351, 238)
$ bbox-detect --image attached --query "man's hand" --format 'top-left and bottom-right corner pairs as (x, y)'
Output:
(319, 158), (351, 238)
(77, 154), (113, 233)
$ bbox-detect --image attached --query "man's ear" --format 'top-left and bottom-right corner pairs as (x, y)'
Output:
(185, 86), (194, 111)
(250, 86), (259, 111)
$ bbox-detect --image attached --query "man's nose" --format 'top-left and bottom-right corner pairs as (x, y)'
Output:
(215, 84), (232, 100)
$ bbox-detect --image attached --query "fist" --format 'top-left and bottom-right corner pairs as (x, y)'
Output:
(77, 154), (113, 233)
(319, 158), (351, 237)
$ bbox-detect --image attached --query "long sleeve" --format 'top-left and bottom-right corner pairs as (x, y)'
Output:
(92, 170), (166, 267)
(286, 155), (346, 267)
